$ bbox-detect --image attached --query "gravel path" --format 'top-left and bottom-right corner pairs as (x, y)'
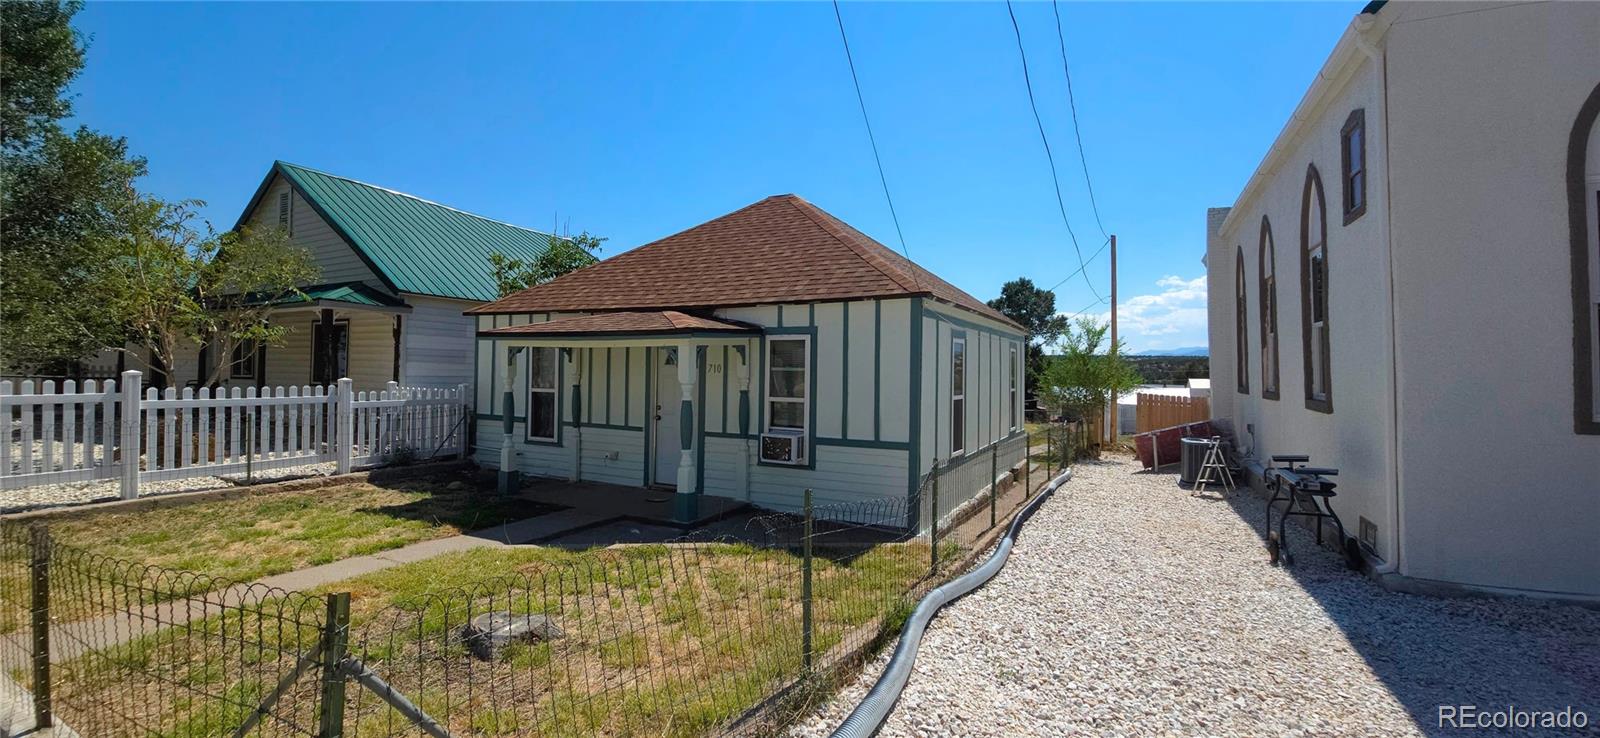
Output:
(792, 455), (1599, 737)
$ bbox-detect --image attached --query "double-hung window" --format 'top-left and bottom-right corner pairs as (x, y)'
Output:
(766, 337), (809, 434)
(528, 347), (559, 442)
(951, 336), (966, 455)
(1008, 344), (1018, 430)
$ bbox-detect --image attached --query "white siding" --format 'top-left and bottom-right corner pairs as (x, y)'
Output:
(748, 443), (909, 512)
(401, 295), (476, 390)
(244, 174), (382, 289)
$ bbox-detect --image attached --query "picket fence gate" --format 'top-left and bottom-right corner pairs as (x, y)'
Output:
(0, 370), (468, 496)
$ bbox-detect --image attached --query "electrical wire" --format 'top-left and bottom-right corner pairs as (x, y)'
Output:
(831, 0), (918, 282)
(1005, 0), (1103, 304)
(1051, 0), (1108, 240)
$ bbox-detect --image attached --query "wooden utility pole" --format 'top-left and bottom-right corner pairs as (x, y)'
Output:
(1107, 234), (1118, 444)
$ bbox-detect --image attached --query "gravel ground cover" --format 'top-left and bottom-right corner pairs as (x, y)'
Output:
(0, 459), (336, 513)
(792, 455), (1600, 737)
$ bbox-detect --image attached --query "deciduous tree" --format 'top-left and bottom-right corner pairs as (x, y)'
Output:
(490, 231), (605, 298)
(986, 277), (1070, 393)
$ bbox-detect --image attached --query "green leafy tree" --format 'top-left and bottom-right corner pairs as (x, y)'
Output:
(1038, 317), (1140, 457)
(0, 0), (148, 372)
(986, 277), (1069, 393)
(103, 201), (320, 387)
(490, 231), (605, 298)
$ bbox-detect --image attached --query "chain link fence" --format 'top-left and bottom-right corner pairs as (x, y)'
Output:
(0, 432), (1051, 737)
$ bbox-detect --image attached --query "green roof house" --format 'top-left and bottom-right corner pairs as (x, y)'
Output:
(156, 161), (561, 392)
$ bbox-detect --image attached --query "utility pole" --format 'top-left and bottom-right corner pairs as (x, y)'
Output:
(1107, 234), (1118, 444)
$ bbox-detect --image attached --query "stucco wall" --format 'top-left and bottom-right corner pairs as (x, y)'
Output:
(1384, 1), (1600, 596)
(1208, 48), (1399, 564)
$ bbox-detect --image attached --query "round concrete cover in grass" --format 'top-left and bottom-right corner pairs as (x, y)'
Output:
(461, 612), (564, 660)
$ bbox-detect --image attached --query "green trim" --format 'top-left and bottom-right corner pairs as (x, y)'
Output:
(873, 300), (882, 442)
(817, 437), (910, 450)
(923, 304), (1027, 341)
(756, 326), (818, 470)
(606, 348), (615, 425)
(564, 421), (643, 432)
(642, 347), (653, 484)
(623, 348), (631, 428)
(841, 301), (850, 440)
(475, 412), (527, 422)
(907, 298), (924, 523)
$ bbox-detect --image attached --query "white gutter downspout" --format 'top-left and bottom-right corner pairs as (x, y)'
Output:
(1353, 18), (1402, 577)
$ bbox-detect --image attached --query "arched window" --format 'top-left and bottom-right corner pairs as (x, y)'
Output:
(1235, 247), (1249, 394)
(1301, 165), (1332, 413)
(1259, 216), (1280, 400)
(1571, 81), (1600, 433)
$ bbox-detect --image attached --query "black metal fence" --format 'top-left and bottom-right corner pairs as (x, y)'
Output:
(0, 435), (1050, 737)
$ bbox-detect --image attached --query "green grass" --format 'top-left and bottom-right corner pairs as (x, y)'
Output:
(0, 471), (557, 633)
(54, 540), (938, 737)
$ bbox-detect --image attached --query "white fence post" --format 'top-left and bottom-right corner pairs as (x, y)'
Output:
(336, 378), (354, 475)
(456, 383), (470, 459)
(119, 370), (141, 499)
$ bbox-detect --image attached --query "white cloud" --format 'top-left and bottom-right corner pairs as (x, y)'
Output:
(1058, 274), (1208, 353)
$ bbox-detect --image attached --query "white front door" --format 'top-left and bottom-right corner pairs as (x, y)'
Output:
(653, 348), (682, 486)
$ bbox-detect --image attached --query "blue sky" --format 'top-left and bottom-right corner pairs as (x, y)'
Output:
(69, 1), (1359, 353)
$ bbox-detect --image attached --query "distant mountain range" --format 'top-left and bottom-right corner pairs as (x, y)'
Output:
(1132, 346), (1208, 357)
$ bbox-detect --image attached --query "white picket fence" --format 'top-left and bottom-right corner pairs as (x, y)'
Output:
(0, 370), (469, 497)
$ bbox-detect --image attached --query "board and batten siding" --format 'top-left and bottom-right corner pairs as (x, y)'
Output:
(916, 300), (1026, 480)
(471, 298), (923, 513)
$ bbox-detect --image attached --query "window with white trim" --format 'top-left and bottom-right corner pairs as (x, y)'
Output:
(527, 347), (558, 441)
(766, 337), (809, 433)
(951, 336), (966, 455)
(1008, 344), (1018, 430)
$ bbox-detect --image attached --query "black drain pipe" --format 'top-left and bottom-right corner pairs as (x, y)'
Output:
(828, 469), (1072, 738)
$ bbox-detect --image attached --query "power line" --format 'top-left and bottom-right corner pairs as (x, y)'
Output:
(1046, 235), (1110, 293)
(1051, 0), (1108, 239)
(831, 0), (917, 279)
(1004, 0), (1103, 304)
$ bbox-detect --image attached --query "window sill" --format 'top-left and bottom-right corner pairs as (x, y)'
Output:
(1304, 396), (1333, 414)
(1342, 204), (1366, 226)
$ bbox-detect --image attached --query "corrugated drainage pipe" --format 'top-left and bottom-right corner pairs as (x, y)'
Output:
(829, 468), (1073, 738)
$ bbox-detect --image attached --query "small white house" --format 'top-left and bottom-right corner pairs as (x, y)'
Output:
(142, 161), (559, 393)
(1205, 1), (1599, 600)
(467, 194), (1028, 519)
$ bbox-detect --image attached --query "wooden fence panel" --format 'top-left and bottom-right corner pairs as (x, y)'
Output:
(1135, 393), (1211, 434)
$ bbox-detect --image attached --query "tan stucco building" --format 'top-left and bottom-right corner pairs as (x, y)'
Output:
(1206, 1), (1599, 600)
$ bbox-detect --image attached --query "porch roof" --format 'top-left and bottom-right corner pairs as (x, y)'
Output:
(262, 282), (411, 313)
(479, 310), (759, 341)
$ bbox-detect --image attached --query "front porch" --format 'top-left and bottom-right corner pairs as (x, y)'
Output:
(477, 311), (765, 510)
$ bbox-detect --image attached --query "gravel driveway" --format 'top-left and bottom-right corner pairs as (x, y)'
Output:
(792, 455), (1599, 737)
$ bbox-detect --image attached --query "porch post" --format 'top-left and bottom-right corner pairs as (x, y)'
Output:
(674, 341), (698, 501)
(497, 345), (522, 495)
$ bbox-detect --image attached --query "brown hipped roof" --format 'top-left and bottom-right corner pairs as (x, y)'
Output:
(478, 311), (757, 336)
(468, 195), (1020, 329)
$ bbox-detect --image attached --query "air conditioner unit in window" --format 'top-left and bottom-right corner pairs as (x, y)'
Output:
(760, 430), (806, 465)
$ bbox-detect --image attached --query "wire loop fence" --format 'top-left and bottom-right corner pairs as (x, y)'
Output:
(0, 432), (1044, 737)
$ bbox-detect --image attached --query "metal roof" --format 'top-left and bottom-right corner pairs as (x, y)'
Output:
(239, 162), (561, 303)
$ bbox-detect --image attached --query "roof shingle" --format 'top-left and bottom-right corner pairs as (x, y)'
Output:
(468, 195), (1019, 329)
